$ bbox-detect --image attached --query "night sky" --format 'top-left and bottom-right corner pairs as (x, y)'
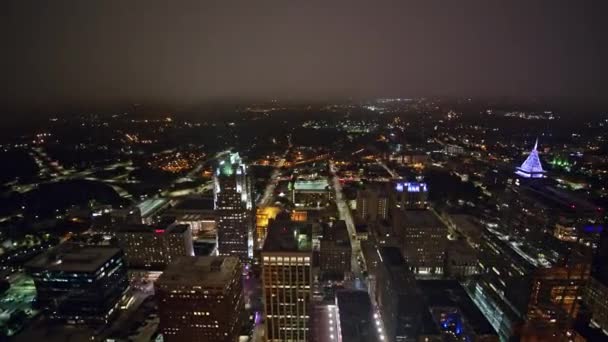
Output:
(2, 0), (607, 113)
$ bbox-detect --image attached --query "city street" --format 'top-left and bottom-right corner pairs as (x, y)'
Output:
(329, 161), (364, 281)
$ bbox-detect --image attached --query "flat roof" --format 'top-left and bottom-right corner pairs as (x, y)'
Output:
(263, 220), (312, 252)
(116, 224), (189, 234)
(156, 256), (239, 287)
(25, 244), (121, 273)
(396, 209), (445, 228)
(172, 197), (215, 211)
(417, 279), (498, 336)
(293, 179), (329, 191)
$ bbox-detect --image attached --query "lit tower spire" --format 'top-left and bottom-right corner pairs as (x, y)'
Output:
(515, 138), (546, 178)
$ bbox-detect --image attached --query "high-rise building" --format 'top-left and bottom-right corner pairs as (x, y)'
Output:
(392, 209), (447, 276)
(262, 219), (312, 342)
(115, 224), (194, 269)
(156, 256), (243, 342)
(392, 181), (429, 210)
(25, 243), (128, 325)
(584, 229), (608, 333)
(319, 220), (351, 281)
(214, 152), (254, 259)
(375, 247), (434, 341)
(356, 183), (389, 222)
(335, 290), (376, 342)
(515, 139), (546, 179)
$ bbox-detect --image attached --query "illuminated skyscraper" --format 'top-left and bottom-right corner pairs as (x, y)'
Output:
(515, 139), (546, 178)
(262, 220), (312, 342)
(214, 152), (254, 259)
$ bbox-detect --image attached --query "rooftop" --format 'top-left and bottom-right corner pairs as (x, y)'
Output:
(263, 219), (312, 252)
(172, 196), (215, 211)
(417, 280), (498, 336)
(156, 256), (240, 287)
(25, 243), (121, 273)
(116, 223), (189, 234)
(293, 179), (329, 191)
(396, 209), (445, 228)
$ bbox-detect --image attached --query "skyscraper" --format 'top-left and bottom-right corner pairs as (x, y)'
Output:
(155, 256), (243, 342)
(214, 152), (254, 259)
(262, 219), (312, 342)
(515, 139), (546, 179)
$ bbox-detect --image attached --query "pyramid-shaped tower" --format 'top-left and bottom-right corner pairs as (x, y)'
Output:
(515, 139), (546, 178)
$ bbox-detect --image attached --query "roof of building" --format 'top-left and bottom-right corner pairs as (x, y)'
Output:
(396, 209), (445, 228)
(156, 256), (239, 287)
(293, 179), (329, 191)
(321, 221), (351, 247)
(417, 280), (498, 336)
(336, 291), (375, 342)
(515, 139), (546, 178)
(116, 223), (189, 234)
(263, 219), (312, 252)
(172, 196), (215, 211)
(25, 243), (121, 273)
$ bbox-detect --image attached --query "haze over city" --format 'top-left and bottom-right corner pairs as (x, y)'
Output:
(1, 1), (608, 342)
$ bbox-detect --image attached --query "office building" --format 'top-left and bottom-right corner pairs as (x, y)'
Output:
(584, 229), (608, 333)
(392, 210), (447, 276)
(356, 183), (389, 222)
(262, 219), (312, 342)
(335, 290), (376, 342)
(214, 152), (254, 259)
(375, 247), (437, 341)
(392, 181), (429, 210)
(418, 280), (499, 341)
(319, 220), (351, 281)
(290, 179), (332, 208)
(156, 256), (243, 342)
(25, 244), (128, 325)
(163, 195), (216, 240)
(115, 224), (194, 269)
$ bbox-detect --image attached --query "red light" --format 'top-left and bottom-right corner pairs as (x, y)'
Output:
(155, 229), (165, 234)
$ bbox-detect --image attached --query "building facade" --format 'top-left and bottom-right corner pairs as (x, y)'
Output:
(262, 220), (313, 341)
(115, 224), (194, 269)
(25, 244), (128, 325)
(319, 220), (351, 281)
(156, 256), (243, 342)
(214, 152), (254, 259)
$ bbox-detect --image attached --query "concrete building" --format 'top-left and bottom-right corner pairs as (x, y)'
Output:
(262, 219), (313, 342)
(392, 210), (447, 276)
(156, 256), (243, 342)
(392, 181), (429, 210)
(319, 220), (351, 281)
(214, 152), (254, 259)
(25, 243), (128, 325)
(163, 195), (216, 240)
(375, 247), (438, 341)
(115, 224), (194, 269)
(356, 183), (389, 222)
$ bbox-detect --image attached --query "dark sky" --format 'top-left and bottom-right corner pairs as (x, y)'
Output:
(2, 0), (607, 113)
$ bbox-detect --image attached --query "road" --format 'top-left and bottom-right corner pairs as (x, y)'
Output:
(329, 161), (363, 280)
(375, 158), (399, 179)
(258, 157), (286, 206)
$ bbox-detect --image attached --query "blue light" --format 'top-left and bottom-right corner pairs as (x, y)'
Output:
(395, 183), (404, 192)
(584, 225), (603, 233)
